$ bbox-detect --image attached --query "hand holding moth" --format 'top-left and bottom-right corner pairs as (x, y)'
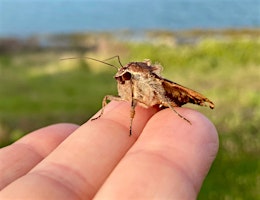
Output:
(0, 101), (219, 199)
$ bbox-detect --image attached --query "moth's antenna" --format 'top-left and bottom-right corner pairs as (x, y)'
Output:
(102, 55), (124, 68)
(60, 57), (118, 70)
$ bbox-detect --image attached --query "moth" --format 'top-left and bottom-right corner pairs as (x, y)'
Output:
(89, 56), (215, 136)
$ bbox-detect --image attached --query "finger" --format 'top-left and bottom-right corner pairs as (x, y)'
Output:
(0, 123), (79, 189)
(94, 108), (219, 199)
(0, 101), (158, 199)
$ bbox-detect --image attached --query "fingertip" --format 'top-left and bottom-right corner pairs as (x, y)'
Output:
(90, 101), (159, 137)
(143, 107), (218, 148)
(141, 107), (219, 191)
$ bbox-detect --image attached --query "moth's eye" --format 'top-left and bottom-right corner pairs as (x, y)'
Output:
(122, 72), (131, 81)
(115, 71), (131, 84)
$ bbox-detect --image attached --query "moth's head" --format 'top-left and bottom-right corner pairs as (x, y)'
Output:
(114, 60), (162, 84)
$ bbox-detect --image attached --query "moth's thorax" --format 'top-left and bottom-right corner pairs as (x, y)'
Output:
(115, 61), (165, 108)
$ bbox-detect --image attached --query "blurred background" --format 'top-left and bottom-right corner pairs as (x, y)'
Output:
(0, 0), (259, 199)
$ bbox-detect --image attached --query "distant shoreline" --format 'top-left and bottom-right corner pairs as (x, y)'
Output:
(1, 28), (259, 53)
(1, 28), (259, 39)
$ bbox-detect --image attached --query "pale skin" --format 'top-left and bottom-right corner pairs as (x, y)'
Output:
(0, 101), (218, 199)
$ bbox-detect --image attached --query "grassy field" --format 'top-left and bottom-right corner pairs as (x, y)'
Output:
(0, 32), (259, 199)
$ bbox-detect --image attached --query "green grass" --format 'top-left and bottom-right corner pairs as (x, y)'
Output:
(0, 54), (116, 145)
(0, 35), (259, 199)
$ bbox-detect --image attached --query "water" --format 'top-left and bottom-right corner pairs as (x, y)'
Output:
(0, 0), (259, 37)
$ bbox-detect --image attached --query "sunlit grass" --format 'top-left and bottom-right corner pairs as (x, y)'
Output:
(0, 36), (259, 199)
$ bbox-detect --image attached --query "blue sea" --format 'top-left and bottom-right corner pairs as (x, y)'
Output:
(0, 0), (259, 37)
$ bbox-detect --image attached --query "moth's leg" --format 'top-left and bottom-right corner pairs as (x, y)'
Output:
(128, 78), (137, 136)
(166, 101), (191, 124)
(91, 95), (122, 121)
(129, 99), (137, 136)
(156, 92), (192, 124)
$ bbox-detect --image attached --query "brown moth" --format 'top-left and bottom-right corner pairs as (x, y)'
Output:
(90, 57), (214, 136)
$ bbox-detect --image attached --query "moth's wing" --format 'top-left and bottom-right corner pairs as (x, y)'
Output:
(161, 78), (215, 109)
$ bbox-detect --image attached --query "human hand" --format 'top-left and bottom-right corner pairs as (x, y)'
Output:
(0, 101), (218, 199)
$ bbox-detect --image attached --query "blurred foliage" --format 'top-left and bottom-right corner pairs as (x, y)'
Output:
(0, 30), (259, 199)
